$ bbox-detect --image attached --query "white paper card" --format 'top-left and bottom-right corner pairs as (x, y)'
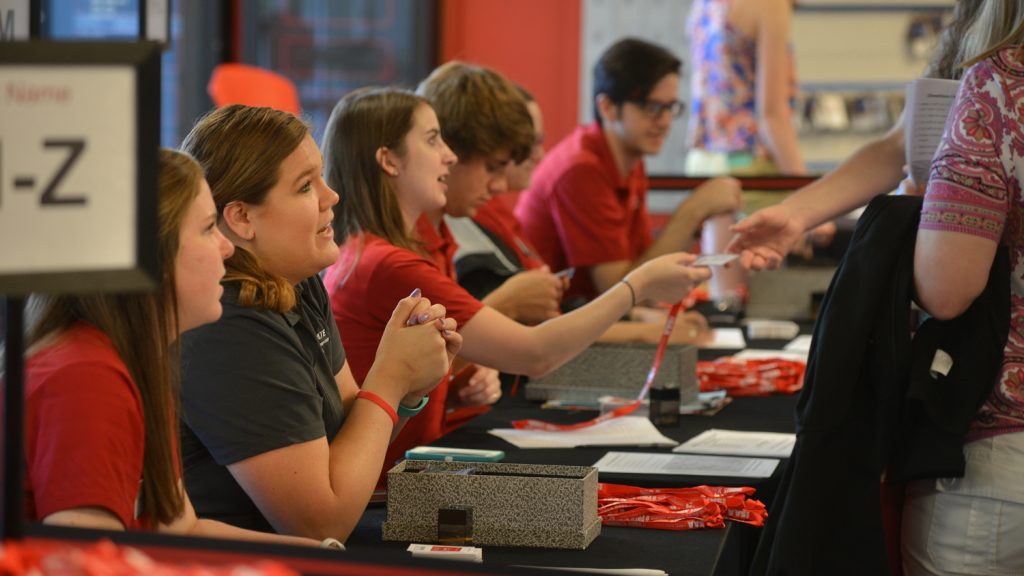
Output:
(783, 334), (814, 353)
(673, 429), (796, 458)
(489, 416), (677, 449)
(734, 348), (809, 363)
(904, 77), (961, 185)
(594, 451), (779, 478)
(701, 327), (747, 350)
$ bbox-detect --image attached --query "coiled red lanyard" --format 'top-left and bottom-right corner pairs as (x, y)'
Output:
(511, 302), (683, 431)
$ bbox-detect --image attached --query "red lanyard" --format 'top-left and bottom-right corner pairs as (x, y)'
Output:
(511, 302), (683, 431)
(598, 483), (767, 530)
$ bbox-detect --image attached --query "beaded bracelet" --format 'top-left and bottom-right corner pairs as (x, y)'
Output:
(355, 390), (398, 426)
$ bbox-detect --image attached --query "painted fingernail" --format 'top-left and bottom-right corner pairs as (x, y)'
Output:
(418, 313), (430, 323)
(444, 329), (454, 337)
(409, 288), (421, 298)
(406, 316), (419, 326)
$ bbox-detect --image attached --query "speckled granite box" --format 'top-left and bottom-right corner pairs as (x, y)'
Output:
(382, 460), (600, 549)
(525, 342), (697, 404)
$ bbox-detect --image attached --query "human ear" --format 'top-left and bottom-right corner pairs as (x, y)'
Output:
(221, 201), (254, 241)
(596, 94), (620, 124)
(375, 146), (400, 177)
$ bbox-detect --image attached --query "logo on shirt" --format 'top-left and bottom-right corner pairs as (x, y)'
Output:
(316, 328), (329, 348)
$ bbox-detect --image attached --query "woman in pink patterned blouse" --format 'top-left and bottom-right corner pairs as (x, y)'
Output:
(905, 5), (1024, 572)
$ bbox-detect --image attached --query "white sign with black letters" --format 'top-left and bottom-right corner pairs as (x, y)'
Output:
(1, 67), (136, 272)
(0, 42), (159, 294)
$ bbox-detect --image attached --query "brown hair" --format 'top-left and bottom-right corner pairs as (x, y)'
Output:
(323, 87), (427, 251)
(416, 61), (533, 164)
(28, 149), (201, 526)
(925, 0), (984, 79)
(180, 105), (309, 313)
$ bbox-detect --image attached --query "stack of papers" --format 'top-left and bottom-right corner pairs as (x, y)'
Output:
(673, 429), (796, 458)
(594, 451), (779, 478)
(489, 416), (677, 449)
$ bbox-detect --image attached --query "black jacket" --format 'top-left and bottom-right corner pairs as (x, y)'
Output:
(751, 195), (1009, 575)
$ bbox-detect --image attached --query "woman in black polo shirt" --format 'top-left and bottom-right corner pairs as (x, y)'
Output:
(178, 105), (460, 542)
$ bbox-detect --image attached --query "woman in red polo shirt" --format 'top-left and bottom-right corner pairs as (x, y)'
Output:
(23, 149), (318, 545)
(323, 88), (711, 467)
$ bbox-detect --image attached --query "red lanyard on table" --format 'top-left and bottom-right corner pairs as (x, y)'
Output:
(511, 302), (683, 431)
(597, 483), (767, 530)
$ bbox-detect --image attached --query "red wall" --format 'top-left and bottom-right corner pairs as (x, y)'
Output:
(439, 0), (582, 147)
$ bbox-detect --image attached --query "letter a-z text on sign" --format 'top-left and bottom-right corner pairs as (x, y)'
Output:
(2, 138), (88, 208)
(0, 42), (161, 294)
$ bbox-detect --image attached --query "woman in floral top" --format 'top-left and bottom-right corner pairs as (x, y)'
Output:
(905, 15), (1024, 572)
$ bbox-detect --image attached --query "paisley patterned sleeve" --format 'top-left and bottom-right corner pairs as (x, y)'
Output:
(919, 57), (1014, 243)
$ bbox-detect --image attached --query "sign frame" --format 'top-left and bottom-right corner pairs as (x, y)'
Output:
(0, 41), (161, 295)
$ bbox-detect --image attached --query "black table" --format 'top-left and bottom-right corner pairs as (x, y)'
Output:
(349, 385), (799, 576)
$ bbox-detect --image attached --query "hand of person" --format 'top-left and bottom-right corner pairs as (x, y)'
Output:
(685, 176), (743, 221)
(367, 291), (459, 399)
(627, 252), (712, 305)
(487, 266), (564, 324)
(448, 364), (502, 407)
(669, 311), (713, 346)
(898, 177), (926, 197)
(727, 203), (806, 270)
(790, 219), (838, 260)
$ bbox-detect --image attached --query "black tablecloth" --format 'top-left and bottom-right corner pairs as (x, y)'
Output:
(348, 386), (799, 576)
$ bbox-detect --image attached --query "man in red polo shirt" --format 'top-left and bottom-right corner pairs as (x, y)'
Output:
(516, 38), (743, 303)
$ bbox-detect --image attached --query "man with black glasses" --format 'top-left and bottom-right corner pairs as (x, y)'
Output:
(516, 38), (741, 304)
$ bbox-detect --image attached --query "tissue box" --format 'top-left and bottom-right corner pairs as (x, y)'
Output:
(382, 460), (600, 550)
(525, 342), (697, 405)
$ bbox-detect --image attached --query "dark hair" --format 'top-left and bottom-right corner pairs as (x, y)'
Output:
(417, 61), (533, 164)
(592, 38), (682, 125)
(323, 87), (428, 251)
(28, 149), (202, 526)
(925, 0), (984, 79)
(180, 105), (309, 313)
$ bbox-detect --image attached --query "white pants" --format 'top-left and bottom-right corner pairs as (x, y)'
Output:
(901, 433), (1024, 576)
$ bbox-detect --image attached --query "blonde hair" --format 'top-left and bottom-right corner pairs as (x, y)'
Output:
(959, 0), (1024, 68)
(181, 105), (309, 313)
(28, 149), (202, 525)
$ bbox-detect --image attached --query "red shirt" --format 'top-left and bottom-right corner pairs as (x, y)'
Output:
(416, 215), (458, 279)
(474, 195), (546, 271)
(24, 323), (146, 529)
(515, 121), (652, 300)
(324, 232), (485, 469)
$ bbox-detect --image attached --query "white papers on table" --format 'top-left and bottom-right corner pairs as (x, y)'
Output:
(701, 327), (746, 350)
(734, 348), (808, 363)
(594, 451), (779, 478)
(904, 77), (961, 185)
(783, 334), (813, 354)
(513, 567), (668, 576)
(673, 429), (796, 459)
(489, 416), (678, 449)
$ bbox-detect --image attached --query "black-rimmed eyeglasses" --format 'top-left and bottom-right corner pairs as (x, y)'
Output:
(627, 99), (686, 119)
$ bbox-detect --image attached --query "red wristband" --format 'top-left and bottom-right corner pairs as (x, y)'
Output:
(356, 390), (398, 427)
